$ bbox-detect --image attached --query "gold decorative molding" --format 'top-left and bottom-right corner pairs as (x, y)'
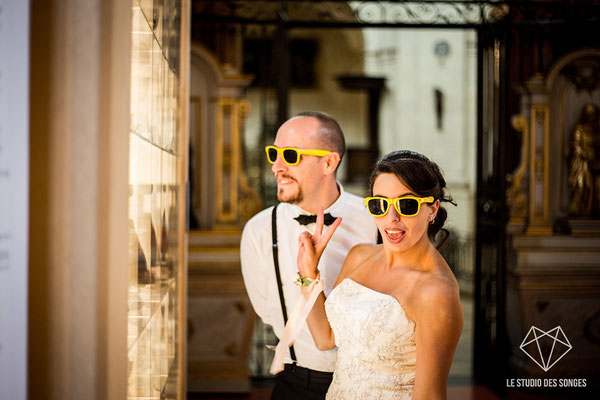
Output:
(527, 105), (551, 235)
(535, 109), (545, 125)
(215, 98), (254, 226)
(239, 98), (250, 120)
(507, 114), (529, 224)
(216, 99), (237, 223)
(223, 144), (233, 174)
(535, 204), (543, 217)
(534, 148), (544, 182)
(235, 100), (263, 223)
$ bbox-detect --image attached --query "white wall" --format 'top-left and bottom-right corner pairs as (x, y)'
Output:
(0, 1), (29, 398)
(363, 28), (477, 236)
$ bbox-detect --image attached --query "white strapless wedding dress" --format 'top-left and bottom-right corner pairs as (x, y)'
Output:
(324, 278), (416, 399)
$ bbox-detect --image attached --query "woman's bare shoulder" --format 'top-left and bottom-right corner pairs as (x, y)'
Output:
(346, 243), (379, 266)
(412, 268), (462, 324)
(350, 242), (379, 255)
(336, 243), (380, 283)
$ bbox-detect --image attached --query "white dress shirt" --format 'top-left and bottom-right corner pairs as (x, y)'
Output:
(240, 184), (378, 372)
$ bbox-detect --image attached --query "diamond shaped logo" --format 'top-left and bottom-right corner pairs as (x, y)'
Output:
(519, 326), (572, 372)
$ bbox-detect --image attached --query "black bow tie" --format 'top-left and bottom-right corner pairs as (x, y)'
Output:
(294, 213), (337, 226)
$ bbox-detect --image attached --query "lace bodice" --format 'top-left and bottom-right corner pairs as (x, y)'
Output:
(324, 278), (416, 399)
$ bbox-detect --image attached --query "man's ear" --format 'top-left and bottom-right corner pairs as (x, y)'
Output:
(323, 152), (341, 175)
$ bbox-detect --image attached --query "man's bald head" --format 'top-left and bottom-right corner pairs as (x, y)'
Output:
(295, 111), (346, 162)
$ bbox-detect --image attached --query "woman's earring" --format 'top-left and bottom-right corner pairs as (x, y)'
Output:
(429, 216), (435, 224)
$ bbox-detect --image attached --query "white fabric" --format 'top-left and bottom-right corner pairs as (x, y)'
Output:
(269, 278), (324, 375)
(240, 184), (378, 372)
(325, 279), (416, 399)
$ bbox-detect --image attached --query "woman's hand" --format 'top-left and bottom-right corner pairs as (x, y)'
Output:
(297, 207), (342, 279)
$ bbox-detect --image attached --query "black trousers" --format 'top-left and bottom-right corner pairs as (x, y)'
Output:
(271, 364), (333, 400)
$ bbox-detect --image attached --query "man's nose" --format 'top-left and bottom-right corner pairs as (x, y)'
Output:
(271, 154), (287, 174)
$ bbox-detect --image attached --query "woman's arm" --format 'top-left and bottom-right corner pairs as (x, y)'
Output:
(295, 208), (342, 351)
(301, 244), (366, 350)
(303, 290), (334, 350)
(411, 277), (463, 400)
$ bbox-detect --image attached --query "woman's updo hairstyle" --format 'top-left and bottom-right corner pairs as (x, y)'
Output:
(368, 150), (456, 246)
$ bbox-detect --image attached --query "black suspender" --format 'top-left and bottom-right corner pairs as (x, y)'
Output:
(271, 204), (297, 364)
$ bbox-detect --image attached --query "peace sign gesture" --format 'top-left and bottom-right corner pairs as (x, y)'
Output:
(297, 207), (342, 279)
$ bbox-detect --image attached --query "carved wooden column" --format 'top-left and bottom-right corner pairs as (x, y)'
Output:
(216, 99), (250, 225)
(507, 112), (530, 230)
(526, 75), (552, 235)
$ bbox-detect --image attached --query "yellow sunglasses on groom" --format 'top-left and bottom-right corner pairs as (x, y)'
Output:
(265, 145), (331, 166)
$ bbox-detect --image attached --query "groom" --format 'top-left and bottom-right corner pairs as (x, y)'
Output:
(241, 111), (377, 399)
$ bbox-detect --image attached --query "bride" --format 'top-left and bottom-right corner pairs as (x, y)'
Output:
(296, 150), (463, 399)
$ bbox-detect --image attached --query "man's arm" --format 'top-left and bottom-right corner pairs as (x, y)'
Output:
(240, 222), (273, 326)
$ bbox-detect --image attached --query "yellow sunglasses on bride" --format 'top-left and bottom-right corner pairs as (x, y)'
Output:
(265, 145), (331, 166)
(364, 196), (434, 217)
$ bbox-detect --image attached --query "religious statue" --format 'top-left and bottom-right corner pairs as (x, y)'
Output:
(567, 103), (600, 217)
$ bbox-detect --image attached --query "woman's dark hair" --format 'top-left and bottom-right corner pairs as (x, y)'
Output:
(368, 150), (456, 246)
